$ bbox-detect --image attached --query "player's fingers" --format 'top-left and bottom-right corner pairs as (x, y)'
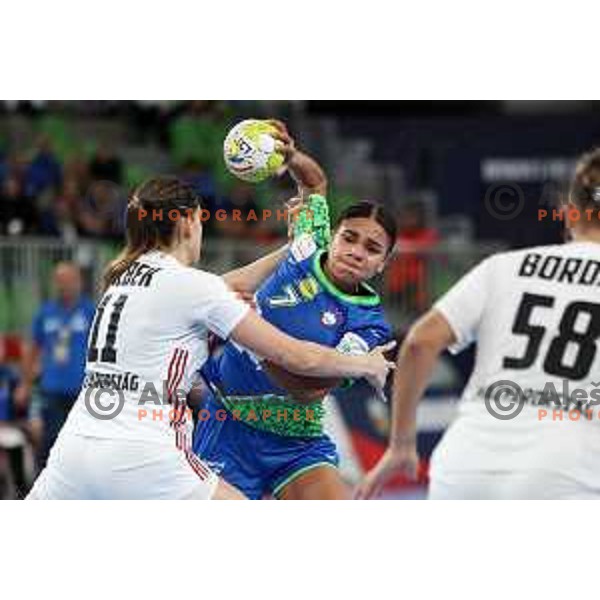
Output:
(375, 387), (389, 403)
(353, 480), (370, 499)
(268, 120), (292, 143)
(285, 196), (303, 210)
(377, 341), (397, 354)
(275, 140), (295, 158)
(267, 119), (288, 135)
(272, 131), (293, 145)
(355, 477), (381, 500)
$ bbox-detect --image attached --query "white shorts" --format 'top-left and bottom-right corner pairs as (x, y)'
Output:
(428, 469), (600, 500)
(428, 409), (600, 500)
(27, 432), (219, 500)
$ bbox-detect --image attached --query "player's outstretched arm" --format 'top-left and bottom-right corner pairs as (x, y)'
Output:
(230, 309), (395, 391)
(355, 309), (455, 499)
(268, 119), (327, 198)
(222, 244), (289, 294)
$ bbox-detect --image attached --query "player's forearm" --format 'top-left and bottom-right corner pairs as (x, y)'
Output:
(388, 334), (440, 448)
(232, 311), (382, 381)
(222, 245), (288, 293)
(286, 340), (373, 380)
(388, 311), (456, 448)
(287, 150), (327, 197)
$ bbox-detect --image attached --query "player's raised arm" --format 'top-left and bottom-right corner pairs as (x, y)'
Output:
(268, 119), (328, 197)
(222, 121), (328, 294)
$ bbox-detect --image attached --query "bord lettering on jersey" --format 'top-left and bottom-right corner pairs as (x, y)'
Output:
(518, 253), (600, 286)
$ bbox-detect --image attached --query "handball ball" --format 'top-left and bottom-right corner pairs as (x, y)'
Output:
(223, 119), (285, 183)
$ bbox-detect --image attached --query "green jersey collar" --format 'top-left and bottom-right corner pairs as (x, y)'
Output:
(312, 250), (381, 307)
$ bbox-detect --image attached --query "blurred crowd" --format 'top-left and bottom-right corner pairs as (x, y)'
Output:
(0, 101), (290, 244)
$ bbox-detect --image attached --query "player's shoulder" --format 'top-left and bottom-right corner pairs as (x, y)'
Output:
(500, 242), (574, 258)
(168, 263), (225, 293)
(491, 243), (576, 267)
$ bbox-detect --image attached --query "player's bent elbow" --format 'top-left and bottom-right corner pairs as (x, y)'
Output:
(403, 328), (442, 358)
(404, 311), (455, 356)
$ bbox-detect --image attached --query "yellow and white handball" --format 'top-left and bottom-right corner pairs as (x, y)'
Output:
(223, 119), (285, 183)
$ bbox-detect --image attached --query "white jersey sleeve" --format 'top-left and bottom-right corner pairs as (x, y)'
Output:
(187, 272), (250, 340)
(434, 256), (494, 354)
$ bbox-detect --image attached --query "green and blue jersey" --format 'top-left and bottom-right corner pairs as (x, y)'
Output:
(202, 199), (393, 437)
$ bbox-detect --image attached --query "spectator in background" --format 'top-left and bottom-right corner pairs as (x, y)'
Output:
(169, 101), (228, 172)
(15, 262), (95, 470)
(387, 200), (439, 313)
(0, 149), (8, 186)
(89, 143), (123, 184)
(0, 337), (29, 499)
(24, 136), (62, 199)
(213, 182), (282, 265)
(38, 178), (81, 241)
(128, 101), (176, 147)
(215, 181), (266, 239)
(77, 180), (125, 240)
(0, 175), (38, 235)
(180, 159), (219, 234)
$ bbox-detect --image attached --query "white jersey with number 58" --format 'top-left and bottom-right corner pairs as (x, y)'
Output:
(431, 241), (600, 491)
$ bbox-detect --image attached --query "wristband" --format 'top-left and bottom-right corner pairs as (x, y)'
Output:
(293, 194), (331, 250)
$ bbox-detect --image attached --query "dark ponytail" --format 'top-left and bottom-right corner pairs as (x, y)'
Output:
(102, 176), (202, 291)
(334, 200), (397, 254)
